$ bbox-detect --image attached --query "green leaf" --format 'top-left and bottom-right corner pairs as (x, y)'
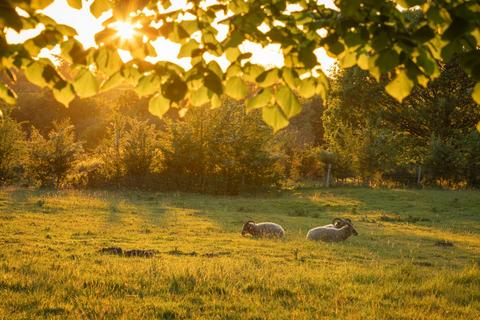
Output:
(357, 54), (369, 70)
(274, 85), (301, 118)
(443, 17), (469, 41)
(31, 0), (54, 10)
(376, 49), (399, 73)
(55, 24), (77, 37)
(368, 55), (381, 81)
(473, 82), (480, 105)
(0, 83), (17, 105)
(262, 105), (288, 132)
(60, 39), (87, 65)
(53, 82), (75, 107)
(385, 69), (414, 102)
(298, 78), (317, 99)
(178, 39), (199, 58)
(95, 46), (122, 76)
(148, 93), (170, 118)
(135, 73), (161, 97)
(299, 45), (317, 68)
(282, 68), (300, 90)
(67, 0), (82, 9)
(101, 71), (123, 91)
(24, 61), (47, 87)
(0, 6), (22, 32)
(120, 65), (141, 85)
(225, 76), (248, 100)
(316, 70), (329, 101)
(416, 51), (437, 77)
(243, 64), (264, 83)
(179, 20), (199, 35)
(256, 69), (279, 87)
(90, 0), (111, 18)
(204, 72), (223, 95)
(412, 25), (435, 43)
(73, 69), (99, 98)
(246, 88), (272, 113)
(211, 94), (221, 109)
(225, 47), (241, 62)
(162, 75), (188, 102)
(190, 86), (210, 106)
(226, 63), (242, 78)
(339, 51), (357, 68)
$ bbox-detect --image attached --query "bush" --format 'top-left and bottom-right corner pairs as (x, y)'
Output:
(0, 111), (26, 184)
(96, 114), (162, 187)
(160, 101), (277, 194)
(28, 120), (83, 188)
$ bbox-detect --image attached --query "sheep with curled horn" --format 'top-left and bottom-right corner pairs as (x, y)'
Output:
(306, 218), (358, 242)
(241, 221), (285, 238)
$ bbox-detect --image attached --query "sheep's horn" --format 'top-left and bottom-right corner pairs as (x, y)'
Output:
(332, 218), (342, 224)
(344, 218), (352, 223)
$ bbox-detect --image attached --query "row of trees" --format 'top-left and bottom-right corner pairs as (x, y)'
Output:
(1, 59), (479, 192)
(0, 102), (286, 194)
(324, 62), (480, 187)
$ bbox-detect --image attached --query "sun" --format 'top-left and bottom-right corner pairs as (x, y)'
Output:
(113, 21), (137, 40)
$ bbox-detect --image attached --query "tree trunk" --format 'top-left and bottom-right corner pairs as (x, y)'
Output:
(417, 166), (422, 185)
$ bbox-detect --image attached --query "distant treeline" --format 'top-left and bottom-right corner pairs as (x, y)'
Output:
(1, 62), (479, 193)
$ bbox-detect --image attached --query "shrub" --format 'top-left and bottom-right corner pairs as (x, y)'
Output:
(28, 120), (83, 188)
(96, 114), (162, 187)
(160, 101), (277, 194)
(0, 111), (26, 183)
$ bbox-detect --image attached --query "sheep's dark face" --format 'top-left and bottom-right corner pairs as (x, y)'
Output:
(241, 221), (255, 236)
(347, 222), (358, 236)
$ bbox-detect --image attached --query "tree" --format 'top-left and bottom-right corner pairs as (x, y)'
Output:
(28, 120), (83, 187)
(160, 100), (276, 194)
(0, 0), (478, 131)
(0, 110), (26, 183)
(325, 63), (480, 186)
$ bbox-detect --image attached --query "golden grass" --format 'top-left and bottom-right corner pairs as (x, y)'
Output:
(0, 187), (479, 319)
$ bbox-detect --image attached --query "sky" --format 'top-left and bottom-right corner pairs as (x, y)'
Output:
(6, 0), (337, 73)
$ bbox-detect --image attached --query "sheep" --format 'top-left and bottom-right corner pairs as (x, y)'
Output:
(306, 218), (358, 242)
(241, 221), (285, 238)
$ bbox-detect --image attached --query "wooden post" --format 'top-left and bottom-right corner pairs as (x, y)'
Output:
(417, 166), (422, 185)
(325, 163), (332, 188)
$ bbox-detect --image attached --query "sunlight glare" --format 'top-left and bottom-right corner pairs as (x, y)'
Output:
(114, 22), (137, 40)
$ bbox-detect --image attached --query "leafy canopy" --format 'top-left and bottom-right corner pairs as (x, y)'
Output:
(0, 0), (479, 131)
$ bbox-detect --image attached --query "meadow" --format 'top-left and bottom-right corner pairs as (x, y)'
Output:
(0, 187), (479, 319)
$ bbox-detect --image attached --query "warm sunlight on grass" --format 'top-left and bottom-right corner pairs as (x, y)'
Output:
(0, 187), (479, 319)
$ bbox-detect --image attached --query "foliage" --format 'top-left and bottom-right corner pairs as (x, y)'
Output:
(27, 119), (83, 187)
(0, 1), (479, 130)
(0, 110), (25, 183)
(160, 101), (277, 194)
(95, 113), (162, 187)
(324, 63), (480, 186)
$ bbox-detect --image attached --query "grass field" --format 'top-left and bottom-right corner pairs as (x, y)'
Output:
(0, 187), (479, 319)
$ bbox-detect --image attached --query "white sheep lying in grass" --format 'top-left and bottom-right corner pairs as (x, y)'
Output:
(241, 221), (285, 238)
(306, 218), (358, 242)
